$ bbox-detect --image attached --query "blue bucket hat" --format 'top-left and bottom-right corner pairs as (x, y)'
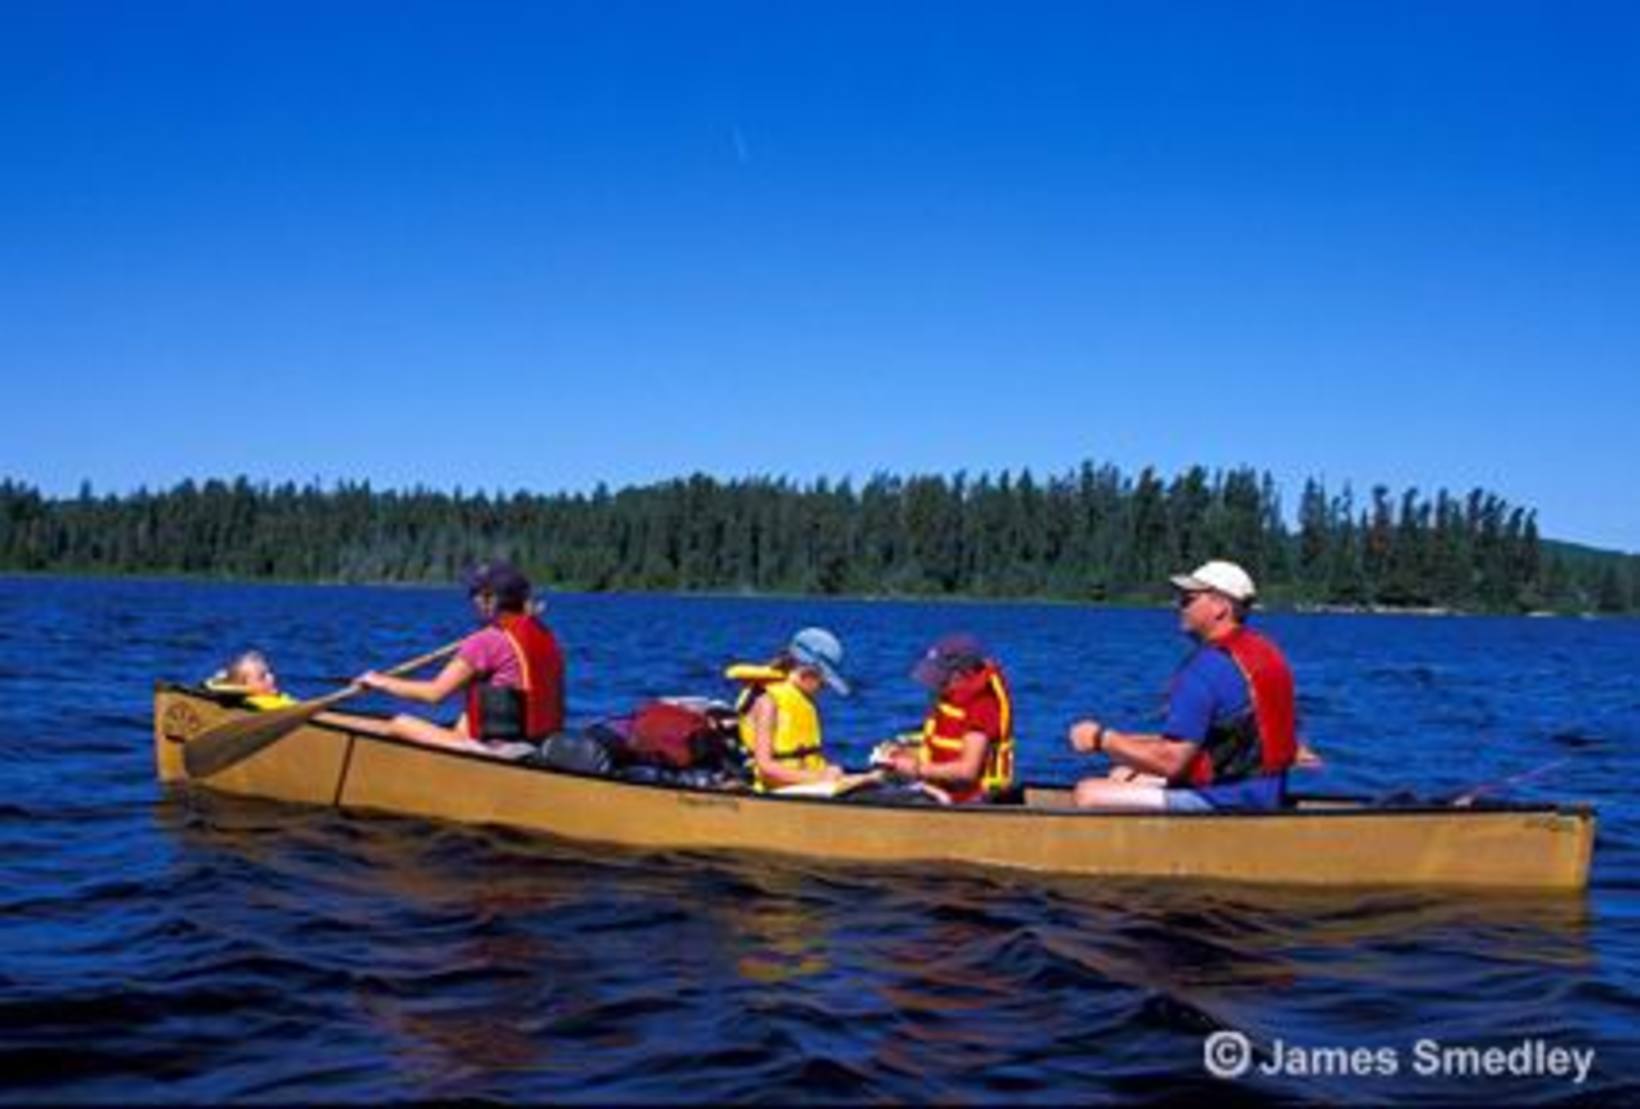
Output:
(788, 626), (850, 695)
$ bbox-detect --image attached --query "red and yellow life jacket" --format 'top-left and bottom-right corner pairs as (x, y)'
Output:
(464, 612), (566, 741)
(1181, 627), (1297, 787)
(920, 661), (1015, 804)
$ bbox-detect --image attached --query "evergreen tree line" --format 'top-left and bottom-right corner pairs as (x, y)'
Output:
(0, 467), (1634, 613)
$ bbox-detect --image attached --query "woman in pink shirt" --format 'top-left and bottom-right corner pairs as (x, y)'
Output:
(356, 560), (566, 750)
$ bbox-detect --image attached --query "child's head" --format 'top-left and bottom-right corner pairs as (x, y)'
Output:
(225, 650), (278, 695)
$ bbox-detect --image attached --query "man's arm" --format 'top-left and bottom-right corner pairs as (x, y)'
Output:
(1069, 720), (1198, 781)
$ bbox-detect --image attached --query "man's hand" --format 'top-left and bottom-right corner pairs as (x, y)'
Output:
(1068, 719), (1104, 754)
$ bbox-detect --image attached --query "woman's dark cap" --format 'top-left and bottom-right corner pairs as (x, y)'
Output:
(464, 559), (531, 605)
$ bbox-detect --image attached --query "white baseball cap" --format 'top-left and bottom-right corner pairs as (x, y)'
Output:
(1170, 560), (1257, 603)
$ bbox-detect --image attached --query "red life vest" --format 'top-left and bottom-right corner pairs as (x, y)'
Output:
(464, 612), (566, 741)
(1182, 626), (1297, 786)
(920, 661), (1015, 804)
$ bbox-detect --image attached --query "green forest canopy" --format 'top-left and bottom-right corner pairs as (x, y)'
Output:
(1, 464), (1634, 614)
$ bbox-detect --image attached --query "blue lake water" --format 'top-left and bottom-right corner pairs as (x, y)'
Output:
(0, 576), (1636, 1102)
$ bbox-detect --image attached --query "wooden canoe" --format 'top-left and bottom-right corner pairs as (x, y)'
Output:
(154, 683), (1596, 892)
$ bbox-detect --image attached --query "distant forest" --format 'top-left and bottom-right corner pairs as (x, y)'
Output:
(1, 465), (1635, 614)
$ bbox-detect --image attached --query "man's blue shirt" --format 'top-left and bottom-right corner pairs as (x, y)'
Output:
(1162, 645), (1251, 743)
(1159, 639), (1287, 811)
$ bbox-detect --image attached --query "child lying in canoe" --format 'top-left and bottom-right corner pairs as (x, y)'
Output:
(205, 650), (297, 711)
(198, 636), (541, 767)
(202, 646), (537, 763)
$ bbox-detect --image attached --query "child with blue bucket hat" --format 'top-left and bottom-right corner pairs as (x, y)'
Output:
(723, 626), (851, 791)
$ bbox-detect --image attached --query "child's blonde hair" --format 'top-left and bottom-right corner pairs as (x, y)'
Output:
(219, 650), (270, 688)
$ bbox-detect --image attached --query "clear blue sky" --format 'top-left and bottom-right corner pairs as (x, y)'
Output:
(4, 2), (1636, 550)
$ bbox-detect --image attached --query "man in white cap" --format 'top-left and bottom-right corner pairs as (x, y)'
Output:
(1067, 560), (1303, 811)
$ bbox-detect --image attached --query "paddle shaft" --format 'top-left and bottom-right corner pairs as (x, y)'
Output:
(317, 640), (467, 708)
(183, 639), (464, 778)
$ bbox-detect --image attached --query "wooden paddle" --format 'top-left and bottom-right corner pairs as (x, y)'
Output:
(183, 641), (463, 779)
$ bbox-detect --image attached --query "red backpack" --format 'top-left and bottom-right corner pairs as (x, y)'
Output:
(620, 699), (740, 770)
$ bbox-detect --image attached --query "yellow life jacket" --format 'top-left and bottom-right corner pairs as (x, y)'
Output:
(246, 692), (297, 711)
(726, 663), (826, 791)
(205, 679), (296, 712)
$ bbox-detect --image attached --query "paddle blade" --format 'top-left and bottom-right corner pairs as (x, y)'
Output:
(182, 701), (324, 778)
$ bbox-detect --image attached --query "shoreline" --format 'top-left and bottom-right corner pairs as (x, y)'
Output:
(0, 568), (1615, 619)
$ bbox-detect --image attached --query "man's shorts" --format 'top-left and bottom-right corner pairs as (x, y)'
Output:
(1163, 774), (1285, 812)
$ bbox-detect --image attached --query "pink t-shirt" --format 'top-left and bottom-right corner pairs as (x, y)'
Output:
(458, 626), (522, 688)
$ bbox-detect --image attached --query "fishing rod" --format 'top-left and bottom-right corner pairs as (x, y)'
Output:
(1447, 758), (1570, 807)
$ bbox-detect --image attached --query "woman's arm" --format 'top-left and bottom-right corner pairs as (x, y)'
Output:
(358, 656), (477, 705)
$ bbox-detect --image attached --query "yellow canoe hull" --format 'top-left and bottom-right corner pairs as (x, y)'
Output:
(155, 685), (1595, 892)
